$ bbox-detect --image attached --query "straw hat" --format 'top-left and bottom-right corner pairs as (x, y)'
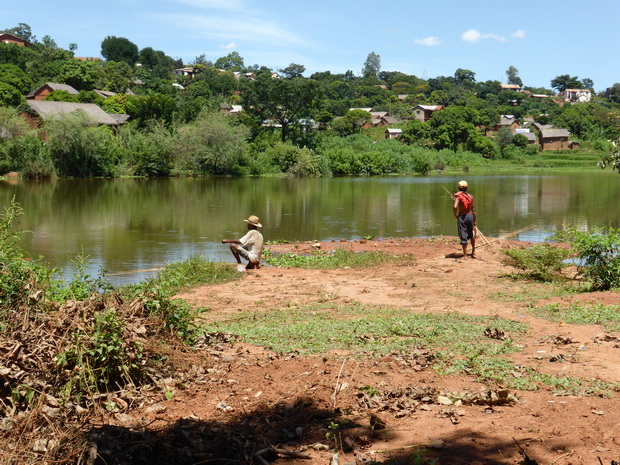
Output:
(458, 180), (468, 188)
(244, 215), (262, 228)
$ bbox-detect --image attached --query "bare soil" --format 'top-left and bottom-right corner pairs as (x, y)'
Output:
(115, 237), (620, 465)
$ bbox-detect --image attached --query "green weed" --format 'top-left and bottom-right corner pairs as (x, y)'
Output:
(501, 243), (570, 282)
(530, 302), (620, 331)
(202, 304), (526, 356)
(56, 309), (144, 396)
(554, 227), (620, 291)
(119, 255), (240, 342)
(264, 249), (410, 269)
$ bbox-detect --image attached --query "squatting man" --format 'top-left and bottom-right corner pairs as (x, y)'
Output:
(221, 215), (264, 270)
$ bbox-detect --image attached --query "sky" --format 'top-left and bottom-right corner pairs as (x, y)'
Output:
(2, 0), (619, 92)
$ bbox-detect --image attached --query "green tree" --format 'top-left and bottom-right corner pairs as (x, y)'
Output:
(505, 66), (523, 87)
(44, 89), (79, 102)
(101, 36), (139, 65)
(60, 60), (98, 90)
(0, 82), (22, 106)
(401, 119), (432, 146)
(101, 93), (134, 114)
(196, 67), (238, 96)
(45, 112), (119, 177)
(453, 68), (476, 88)
(0, 63), (33, 94)
(361, 52), (381, 80)
(241, 72), (321, 143)
(127, 94), (178, 127)
(279, 63), (306, 78)
(581, 78), (594, 91)
(138, 47), (176, 79)
(604, 83), (620, 103)
(331, 109), (371, 136)
(214, 52), (244, 71)
(175, 111), (249, 174)
(95, 61), (134, 92)
(428, 106), (480, 151)
(0, 23), (35, 42)
(550, 75), (582, 93)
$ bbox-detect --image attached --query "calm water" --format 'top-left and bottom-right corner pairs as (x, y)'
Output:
(1, 173), (619, 285)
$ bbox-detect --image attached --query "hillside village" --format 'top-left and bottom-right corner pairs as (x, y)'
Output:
(1, 26), (619, 178)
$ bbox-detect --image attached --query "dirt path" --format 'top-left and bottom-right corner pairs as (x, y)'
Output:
(145, 237), (620, 465)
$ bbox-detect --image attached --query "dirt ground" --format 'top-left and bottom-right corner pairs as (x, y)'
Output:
(128, 237), (620, 465)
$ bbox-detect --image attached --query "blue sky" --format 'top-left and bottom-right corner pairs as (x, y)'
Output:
(2, 0), (619, 92)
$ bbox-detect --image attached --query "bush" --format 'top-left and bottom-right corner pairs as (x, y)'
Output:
(45, 113), (120, 177)
(174, 111), (249, 175)
(0, 199), (54, 309)
(501, 243), (570, 282)
(117, 122), (173, 176)
(555, 227), (620, 290)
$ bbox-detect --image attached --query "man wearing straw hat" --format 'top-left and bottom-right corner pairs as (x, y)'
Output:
(222, 215), (264, 270)
(453, 180), (477, 258)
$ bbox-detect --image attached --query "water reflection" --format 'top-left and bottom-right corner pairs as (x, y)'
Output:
(1, 173), (619, 285)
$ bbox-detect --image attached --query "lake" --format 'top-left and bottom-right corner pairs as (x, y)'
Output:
(1, 173), (619, 285)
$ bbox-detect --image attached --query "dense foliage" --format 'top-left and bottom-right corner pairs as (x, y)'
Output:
(1, 23), (619, 178)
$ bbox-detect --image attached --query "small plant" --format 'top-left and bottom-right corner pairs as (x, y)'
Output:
(501, 243), (570, 282)
(0, 198), (53, 310)
(57, 309), (144, 394)
(360, 385), (380, 397)
(325, 420), (341, 449)
(554, 227), (620, 290)
(408, 448), (439, 465)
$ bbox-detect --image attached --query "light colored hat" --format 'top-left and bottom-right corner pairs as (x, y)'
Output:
(458, 180), (468, 188)
(244, 215), (262, 228)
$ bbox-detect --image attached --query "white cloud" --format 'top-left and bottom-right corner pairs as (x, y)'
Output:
(461, 29), (482, 43)
(461, 28), (508, 43)
(165, 14), (309, 47)
(512, 29), (526, 39)
(220, 41), (238, 50)
(413, 36), (442, 47)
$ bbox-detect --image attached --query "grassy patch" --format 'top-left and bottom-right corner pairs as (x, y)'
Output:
(264, 249), (410, 269)
(530, 302), (620, 331)
(488, 282), (568, 303)
(440, 355), (615, 396)
(151, 255), (241, 291)
(202, 303), (616, 395)
(202, 304), (525, 355)
(501, 243), (570, 283)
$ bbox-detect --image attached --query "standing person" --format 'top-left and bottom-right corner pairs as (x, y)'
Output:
(222, 215), (264, 270)
(453, 180), (476, 258)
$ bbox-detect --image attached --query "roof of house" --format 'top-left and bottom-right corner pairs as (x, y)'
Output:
(25, 101), (120, 126)
(107, 113), (130, 125)
(540, 128), (570, 138)
(370, 111), (389, 119)
(385, 128), (402, 134)
(95, 90), (117, 99)
(27, 83), (80, 99)
(414, 105), (443, 111)
(0, 33), (33, 47)
(564, 88), (591, 93)
(500, 84), (521, 90)
(499, 115), (518, 126)
(382, 116), (400, 125)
